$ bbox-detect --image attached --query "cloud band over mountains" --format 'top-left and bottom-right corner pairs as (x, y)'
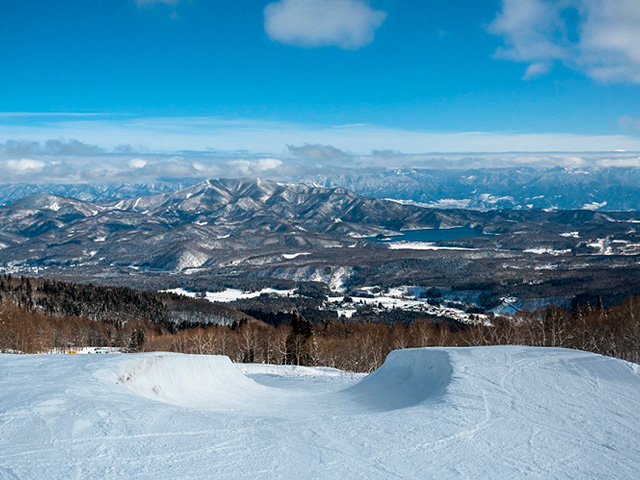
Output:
(1, 132), (640, 183)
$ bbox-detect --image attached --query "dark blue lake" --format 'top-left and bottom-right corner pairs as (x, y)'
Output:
(371, 226), (481, 243)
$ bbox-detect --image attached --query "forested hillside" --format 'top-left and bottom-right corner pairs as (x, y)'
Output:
(0, 275), (255, 353)
(1, 276), (638, 371)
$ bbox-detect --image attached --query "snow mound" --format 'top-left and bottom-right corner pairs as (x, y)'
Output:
(345, 348), (452, 411)
(2, 347), (640, 479)
(111, 353), (268, 408)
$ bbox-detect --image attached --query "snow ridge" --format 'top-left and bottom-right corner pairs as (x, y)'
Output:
(1, 346), (640, 479)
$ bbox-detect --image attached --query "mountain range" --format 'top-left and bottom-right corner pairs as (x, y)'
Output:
(0, 178), (482, 272)
(299, 166), (640, 211)
(1, 177), (640, 307)
(3, 166), (640, 211)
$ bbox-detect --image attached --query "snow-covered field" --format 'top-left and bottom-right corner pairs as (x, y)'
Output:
(324, 286), (489, 323)
(163, 287), (297, 303)
(166, 284), (490, 323)
(386, 241), (475, 251)
(1, 346), (639, 479)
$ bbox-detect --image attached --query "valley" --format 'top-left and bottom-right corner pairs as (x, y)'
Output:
(0, 177), (639, 324)
(4, 2), (640, 477)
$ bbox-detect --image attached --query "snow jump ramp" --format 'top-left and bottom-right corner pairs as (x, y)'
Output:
(1, 346), (640, 479)
(112, 349), (454, 413)
(343, 348), (453, 411)
(114, 353), (274, 409)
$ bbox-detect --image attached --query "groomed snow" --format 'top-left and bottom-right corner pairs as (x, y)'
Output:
(1, 346), (639, 479)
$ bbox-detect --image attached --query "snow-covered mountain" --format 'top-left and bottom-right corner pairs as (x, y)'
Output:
(0, 178), (482, 271)
(1, 346), (639, 478)
(107, 177), (466, 230)
(3, 166), (640, 211)
(0, 179), (199, 206)
(1, 177), (640, 307)
(299, 166), (640, 211)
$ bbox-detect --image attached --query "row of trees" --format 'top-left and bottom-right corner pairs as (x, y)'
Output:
(0, 275), (169, 326)
(143, 297), (640, 371)
(0, 275), (253, 331)
(0, 298), (155, 353)
(1, 277), (639, 370)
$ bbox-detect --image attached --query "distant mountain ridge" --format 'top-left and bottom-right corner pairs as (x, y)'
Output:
(0, 180), (199, 206)
(2, 177), (640, 308)
(299, 167), (640, 211)
(0, 178), (483, 272)
(3, 166), (640, 211)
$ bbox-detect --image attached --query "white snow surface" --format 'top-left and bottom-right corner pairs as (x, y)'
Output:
(387, 241), (475, 251)
(324, 286), (488, 323)
(281, 252), (311, 260)
(583, 201), (608, 210)
(163, 287), (297, 303)
(524, 247), (572, 255)
(1, 346), (640, 479)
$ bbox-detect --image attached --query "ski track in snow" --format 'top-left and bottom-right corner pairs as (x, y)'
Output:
(1, 346), (639, 479)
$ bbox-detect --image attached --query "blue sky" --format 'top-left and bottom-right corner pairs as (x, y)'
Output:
(1, 0), (640, 180)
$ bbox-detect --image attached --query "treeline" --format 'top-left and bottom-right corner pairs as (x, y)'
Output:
(0, 298), (158, 353)
(1, 275), (639, 371)
(0, 275), (253, 331)
(144, 296), (640, 371)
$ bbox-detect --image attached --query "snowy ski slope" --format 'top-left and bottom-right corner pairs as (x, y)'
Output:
(1, 346), (639, 479)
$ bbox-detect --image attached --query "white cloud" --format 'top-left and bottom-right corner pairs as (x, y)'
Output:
(229, 158), (284, 176)
(488, 0), (640, 83)
(6, 159), (45, 173)
(129, 158), (148, 169)
(135, 157), (213, 178)
(597, 157), (640, 167)
(4, 150), (640, 184)
(523, 61), (552, 79)
(257, 158), (284, 170)
(264, 0), (387, 49)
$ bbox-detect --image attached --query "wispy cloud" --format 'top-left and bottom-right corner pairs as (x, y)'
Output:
(2, 147), (640, 184)
(523, 61), (552, 80)
(3, 116), (640, 156)
(488, 0), (640, 83)
(619, 116), (640, 134)
(0, 139), (105, 157)
(0, 112), (102, 118)
(135, 0), (183, 8)
(264, 0), (387, 49)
